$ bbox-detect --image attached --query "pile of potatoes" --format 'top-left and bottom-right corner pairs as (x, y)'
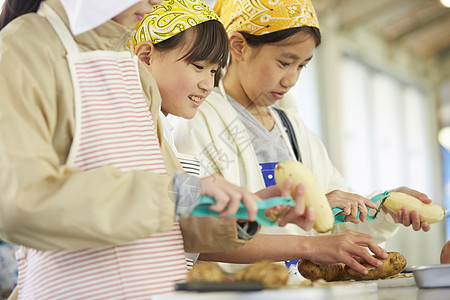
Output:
(187, 253), (407, 286)
(187, 261), (289, 287)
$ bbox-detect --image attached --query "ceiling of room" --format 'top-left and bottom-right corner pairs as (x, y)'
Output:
(314, 0), (450, 67)
(313, 0), (450, 128)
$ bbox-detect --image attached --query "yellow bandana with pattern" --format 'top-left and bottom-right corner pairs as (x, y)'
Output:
(132, 0), (220, 49)
(214, 0), (319, 36)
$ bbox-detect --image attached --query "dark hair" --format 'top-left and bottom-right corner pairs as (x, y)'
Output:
(153, 20), (229, 86)
(0, 0), (42, 30)
(240, 26), (321, 48)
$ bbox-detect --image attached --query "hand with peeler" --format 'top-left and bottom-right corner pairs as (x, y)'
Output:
(332, 188), (435, 232)
(195, 176), (315, 231)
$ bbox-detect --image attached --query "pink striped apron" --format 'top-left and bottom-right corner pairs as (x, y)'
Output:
(15, 3), (187, 299)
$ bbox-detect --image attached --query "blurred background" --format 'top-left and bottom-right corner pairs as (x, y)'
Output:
(0, 1), (449, 296)
(302, 0), (450, 267)
(286, 0), (450, 267)
(206, 0), (450, 266)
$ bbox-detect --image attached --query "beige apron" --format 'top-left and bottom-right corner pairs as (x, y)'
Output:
(15, 3), (187, 299)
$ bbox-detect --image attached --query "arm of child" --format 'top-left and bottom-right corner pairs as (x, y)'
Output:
(199, 230), (388, 275)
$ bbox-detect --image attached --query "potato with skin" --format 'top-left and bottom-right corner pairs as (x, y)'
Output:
(384, 192), (444, 224)
(440, 240), (450, 264)
(275, 161), (334, 233)
(345, 252), (406, 280)
(298, 259), (349, 282)
(186, 262), (224, 282)
(298, 252), (407, 281)
(234, 260), (289, 287)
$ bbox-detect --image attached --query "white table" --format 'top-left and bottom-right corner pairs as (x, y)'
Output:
(154, 276), (450, 300)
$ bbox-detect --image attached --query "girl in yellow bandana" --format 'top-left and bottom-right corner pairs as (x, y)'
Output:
(173, 0), (433, 279)
(131, 0), (228, 121)
(132, 0), (321, 268)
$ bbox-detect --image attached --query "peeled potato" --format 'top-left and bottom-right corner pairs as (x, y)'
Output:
(384, 192), (444, 224)
(275, 161), (334, 233)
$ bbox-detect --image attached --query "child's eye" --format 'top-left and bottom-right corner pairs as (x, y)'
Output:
(279, 61), (290, 67)
(211, 69), (218, 75)
(299, 64), (307, 70)
(193, 63), (204, 70)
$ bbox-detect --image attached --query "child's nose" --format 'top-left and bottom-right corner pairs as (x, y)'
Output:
(199, 76), (214, 93)
(281, 71), (300, 88)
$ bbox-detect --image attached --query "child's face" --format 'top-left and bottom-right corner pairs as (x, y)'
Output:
(112, 0), (162, 29)
(233, 34), (316, 108)
(149, 42), (219, 119)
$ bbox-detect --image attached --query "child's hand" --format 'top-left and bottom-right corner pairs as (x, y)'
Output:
(256, 179), (315, 230)
(200, 174), (259, 221)
(303, 230), (388, 275)
(384, 187), (431, 232)
(326, 190), (377, 223)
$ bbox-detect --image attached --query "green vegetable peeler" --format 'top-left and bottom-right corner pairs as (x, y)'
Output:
(333, 191), (390, 225)
(192, 195), (295, 226)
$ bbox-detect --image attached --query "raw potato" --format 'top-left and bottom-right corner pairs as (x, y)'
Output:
(384, 192), (444, 224)
(297, 259), (349, 282)
(297, 252), (407, 282)
(275, 161), (334, 233)
(234, 261), (289, 287)
(345, 252), (407, 280)
(440, 240), (450, 264)
(186, 262), (224, 282)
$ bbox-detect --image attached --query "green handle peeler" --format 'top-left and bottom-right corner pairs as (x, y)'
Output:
(192, 195), (295, 226)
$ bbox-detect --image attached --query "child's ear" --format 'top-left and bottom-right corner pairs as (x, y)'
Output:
(228, 32), (247, 61)
(134, 41), (154, 66)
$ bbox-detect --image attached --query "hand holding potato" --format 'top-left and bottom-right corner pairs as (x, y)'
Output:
(382, 187), (442, 232)
(301, 230), (388, 275)
(298, 251), (406, 282)
(274, 161), (334, 233)
(256, 179), (315, 230)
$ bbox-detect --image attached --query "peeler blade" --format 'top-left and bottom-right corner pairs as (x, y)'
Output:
(373, 197), (387, 219)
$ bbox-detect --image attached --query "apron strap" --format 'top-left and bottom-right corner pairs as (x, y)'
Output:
(37, 2), (79, 55)
(273, 107), (302, 162)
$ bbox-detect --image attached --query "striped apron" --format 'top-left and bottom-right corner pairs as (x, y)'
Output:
(15, 3), (186, 299)
(176, 153), (200, 270)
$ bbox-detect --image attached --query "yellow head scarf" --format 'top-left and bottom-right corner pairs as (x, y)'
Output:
(132, 0), (220, 50)
(214, 0), (319, 36)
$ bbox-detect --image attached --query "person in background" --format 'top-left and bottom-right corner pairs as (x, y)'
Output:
(0, 0), (313, 298)
(172, 0), (432, 278)
(131, 0), (317, 268)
